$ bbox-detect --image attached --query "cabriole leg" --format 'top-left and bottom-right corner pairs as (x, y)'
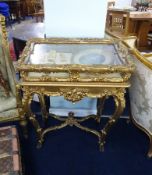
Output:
(99, 94), (125, 151)
(96, 96), (106, 123)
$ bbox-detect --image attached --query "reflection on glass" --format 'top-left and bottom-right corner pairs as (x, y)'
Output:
(26, 43), (122, 66)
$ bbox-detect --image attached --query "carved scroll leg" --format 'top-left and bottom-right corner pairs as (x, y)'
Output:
(16, 84), (28, 138)
(19, 89), (29, 138)
(148, 135), (152, 158)
(99, 94), (125, 151)
(27, 95), (43, 148)
(96, 96), (106, 123)
(38, 94), (49, 122)
(98, 134), (104, 152)
(40, 122), (68, 145)
(17, 85), (29, 138)
(29, 114), (43, 148)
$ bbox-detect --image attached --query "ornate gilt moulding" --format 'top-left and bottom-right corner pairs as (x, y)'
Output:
(17, 38), (135, 84)
(0, 15), (8, 42)
(17, 38), (136, 150)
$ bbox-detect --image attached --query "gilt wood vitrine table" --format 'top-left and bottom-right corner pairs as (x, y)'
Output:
(17, 38), (134, 151)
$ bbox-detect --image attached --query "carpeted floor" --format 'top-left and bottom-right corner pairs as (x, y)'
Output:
(1, 94), (152, 175)
(2, 115), (152, 175)
(19, 116), (151, 175)
(1, 95), (150, 175)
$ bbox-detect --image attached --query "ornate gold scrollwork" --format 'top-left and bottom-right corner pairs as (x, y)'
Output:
(17, 38), (134, 151)
(60, 88), (88, 103)
(69, 71), (80, 82)
(17, 38), (135, 84)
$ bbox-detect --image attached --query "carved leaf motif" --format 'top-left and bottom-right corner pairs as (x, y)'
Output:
(60, 88), (88, 103)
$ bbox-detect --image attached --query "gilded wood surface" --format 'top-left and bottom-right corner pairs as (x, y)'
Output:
(17, 38), (134, 150)
(17, 38), (134, 83)
(19, 82), (126, 150)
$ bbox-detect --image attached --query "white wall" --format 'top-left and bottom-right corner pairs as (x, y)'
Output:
(115, 0), (132, 8)
(44, 0), (107, 38)
(43, 0), (107, 116)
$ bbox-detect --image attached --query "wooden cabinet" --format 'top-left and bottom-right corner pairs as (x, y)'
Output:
(24, 0), (43, 15)
(0, 0), (43, 20)
(0, 0), (21, 20)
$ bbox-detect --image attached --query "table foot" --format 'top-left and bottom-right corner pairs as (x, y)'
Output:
(95, 116), (101, 123)
(100, 95), (125, 141)
(99, 142), (105, 152)
(37, 139), (43, 149)
(29, 114), (43, 142)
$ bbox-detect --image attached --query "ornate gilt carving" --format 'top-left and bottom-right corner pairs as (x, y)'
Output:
(59, 88), (88, 103)
(17, 38), (135, 83)
(20, 81), (127, 149)
(69, 71), (80, 82)
(17, 38), (134, 151)
(0, 15), (8, 43)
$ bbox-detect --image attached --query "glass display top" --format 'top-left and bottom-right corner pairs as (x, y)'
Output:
(25, 43), (124, 66)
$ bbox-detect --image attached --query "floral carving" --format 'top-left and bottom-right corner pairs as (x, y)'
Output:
(60, 88), (88, 103)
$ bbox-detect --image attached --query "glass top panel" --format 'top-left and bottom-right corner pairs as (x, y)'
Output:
(25, 43), (123, 66)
